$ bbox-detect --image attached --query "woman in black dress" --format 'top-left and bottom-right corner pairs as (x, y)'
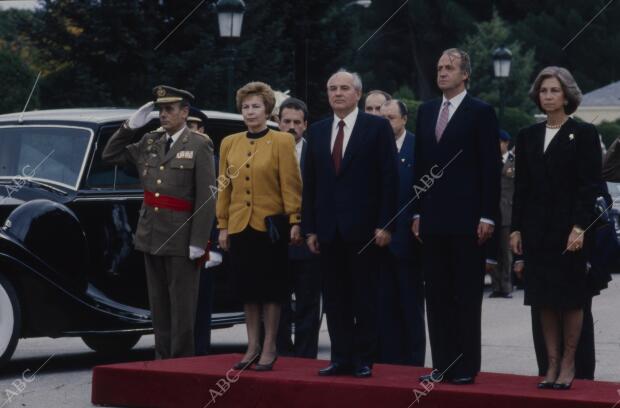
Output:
(510, 66), (602, 389)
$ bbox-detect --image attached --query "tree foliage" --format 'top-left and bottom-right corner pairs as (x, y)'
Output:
(0, 0), (618, 120)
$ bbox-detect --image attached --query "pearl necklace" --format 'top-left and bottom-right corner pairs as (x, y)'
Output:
(545, 118), (568, 129)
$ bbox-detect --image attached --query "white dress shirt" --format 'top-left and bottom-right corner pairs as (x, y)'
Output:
(441, 89), (467, 122)
(330, 107), (359, 157)
(166, 125), (186, 148)
(295, 138), (303, 164)
(395, 129), (407, 153)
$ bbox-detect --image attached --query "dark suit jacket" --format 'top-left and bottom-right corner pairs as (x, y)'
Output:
(389, 131), (416, 259)
(302, 111), (399, 243)
(290, 138), (315, 260)
(511, 118), (602, 250)
(413, 94), (501, 235)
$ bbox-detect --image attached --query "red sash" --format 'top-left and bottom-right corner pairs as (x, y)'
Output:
(144, 190), (193, 212)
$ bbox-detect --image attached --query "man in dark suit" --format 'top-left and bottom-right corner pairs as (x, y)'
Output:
(276, 97), (322, 359)
(412, 49), (501, 384)
(378, 99), (425, 366)
(302, 70), (398, 378)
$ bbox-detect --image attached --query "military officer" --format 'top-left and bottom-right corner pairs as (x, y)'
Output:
(102, 85), (216, 359)
(187, 107), (209, 135)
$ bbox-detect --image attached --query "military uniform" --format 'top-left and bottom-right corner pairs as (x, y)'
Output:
(102, 86), (216, 359)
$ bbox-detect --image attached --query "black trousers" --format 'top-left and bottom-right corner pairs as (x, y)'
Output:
(277, 257), (322, 358)
(321, 236), (380, 368)
(378, 252), (426, 366)
(194, 266), (214, 356)
(423, 235), (485, 378)
(531, 297), (595, 379)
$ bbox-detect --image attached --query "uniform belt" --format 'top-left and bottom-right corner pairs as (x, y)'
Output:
(144, 190), (193, 212)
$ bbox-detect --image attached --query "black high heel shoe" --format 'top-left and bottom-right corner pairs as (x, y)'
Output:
(553, 380), (573, 390)
(537, 380), (555, 389)
(254, 355), (278, 372)
(233, 351), (261, 370)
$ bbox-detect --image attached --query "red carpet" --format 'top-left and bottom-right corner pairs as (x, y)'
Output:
(92, 354), (620, 408)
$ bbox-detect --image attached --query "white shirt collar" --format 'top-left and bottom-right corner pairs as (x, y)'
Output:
(167, 126), (186, 144)
(295, 138), (303, 163)
(442, 89), (467, 110)
(395, 129), (407, 153)
(333, 107), (359, 130)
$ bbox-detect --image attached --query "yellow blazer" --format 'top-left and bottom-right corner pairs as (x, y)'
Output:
(216, 129), (302, 234)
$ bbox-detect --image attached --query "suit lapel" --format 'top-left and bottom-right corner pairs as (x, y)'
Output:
(300, 137), (307, 172)
(318, 119), (336, 174)
(399, 132), (414, 164)
(438, 94), (472, 144)
(339, 112), (366, 174)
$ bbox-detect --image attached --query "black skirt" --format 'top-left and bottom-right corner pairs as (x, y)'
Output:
(522, 234), (590, 310)
(229, 227), (288, 303)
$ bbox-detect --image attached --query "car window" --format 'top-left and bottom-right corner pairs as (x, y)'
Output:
(0, 125), (92, 189)
(204, 119), (250, 152)
(86, 122), (158, 190)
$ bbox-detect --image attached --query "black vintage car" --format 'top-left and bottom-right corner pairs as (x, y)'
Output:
(0, 108), (250, 367)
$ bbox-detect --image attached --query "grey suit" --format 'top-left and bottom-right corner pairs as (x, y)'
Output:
(103, 123), (216, 358)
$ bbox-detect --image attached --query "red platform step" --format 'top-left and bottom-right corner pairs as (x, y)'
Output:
(92, 354), (620, 408)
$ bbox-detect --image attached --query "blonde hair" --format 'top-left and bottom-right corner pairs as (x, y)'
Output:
(236, 81), (276, 115)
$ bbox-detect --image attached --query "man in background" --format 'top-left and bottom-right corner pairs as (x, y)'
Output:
(277, 97), (322, 358)
(378, 99), (425, 366)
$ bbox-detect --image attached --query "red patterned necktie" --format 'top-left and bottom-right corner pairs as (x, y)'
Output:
(332, 120), (345, 174)
(435, 101), (451, 142)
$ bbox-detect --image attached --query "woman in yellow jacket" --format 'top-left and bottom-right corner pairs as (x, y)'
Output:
(217, 81), (302, 371)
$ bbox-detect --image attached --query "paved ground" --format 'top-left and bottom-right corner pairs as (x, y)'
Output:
(1, 279), (619, 407)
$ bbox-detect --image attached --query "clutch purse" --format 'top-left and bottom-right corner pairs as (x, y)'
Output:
(264, 214), (290, 244)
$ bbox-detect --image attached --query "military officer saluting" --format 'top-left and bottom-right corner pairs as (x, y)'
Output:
(102, 85), (216, 359)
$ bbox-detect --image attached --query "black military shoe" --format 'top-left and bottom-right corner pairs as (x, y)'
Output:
(354, 366), (372, 378)
(318, 363), (352, 376)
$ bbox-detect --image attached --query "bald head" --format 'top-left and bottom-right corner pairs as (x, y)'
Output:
(327, 70), (363, 118)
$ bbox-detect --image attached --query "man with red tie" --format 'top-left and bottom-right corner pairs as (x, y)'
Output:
(302, 70), (398, 378)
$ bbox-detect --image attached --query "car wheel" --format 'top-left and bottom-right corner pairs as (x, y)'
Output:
(0, 273), (21, 367)
(81, 333), (142, 355)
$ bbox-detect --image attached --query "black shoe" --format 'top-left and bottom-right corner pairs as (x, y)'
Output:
(553, 381), (573, 390)
(318, 363), (352, 376)
(500, 292), (513, 298)
(254, 355), (278, 372)
(354, 366), (372, 378)
(488, 291), (502, 298)
(232, 351), (261, 370)
(449, 376), (475, 385)
(419, 372), (444, 383)
(537, 381), (555, 389)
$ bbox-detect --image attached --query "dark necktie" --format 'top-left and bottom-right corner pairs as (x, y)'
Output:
(165, 136), (173, 154)
(332, 120), (345, 174)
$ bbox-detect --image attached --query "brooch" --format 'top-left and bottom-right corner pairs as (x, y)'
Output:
(569, 133), (575, 141)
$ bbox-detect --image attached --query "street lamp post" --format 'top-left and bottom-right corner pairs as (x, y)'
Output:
(492, 46), (512, 126)
(216, 0), (246, 112)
